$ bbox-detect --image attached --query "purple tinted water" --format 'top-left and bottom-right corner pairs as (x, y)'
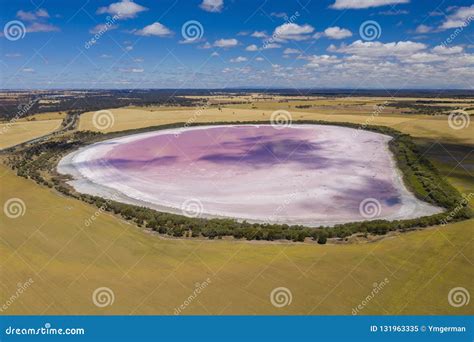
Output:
(63, 125), (440, 225)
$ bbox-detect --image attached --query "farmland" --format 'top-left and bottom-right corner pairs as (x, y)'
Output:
(1, 94), (472, 315)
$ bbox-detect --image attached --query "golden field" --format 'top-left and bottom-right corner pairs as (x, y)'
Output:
(0, 119), (62, 149)
(0, 96), (472, 315)
(1, 164), (472, 315)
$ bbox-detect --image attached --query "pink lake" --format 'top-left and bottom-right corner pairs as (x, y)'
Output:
(58, 125), (442, 226)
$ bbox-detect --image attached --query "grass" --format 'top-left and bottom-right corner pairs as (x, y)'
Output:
(1, 99), (473, 315)
(0, 163), (472, 315)
(0, 167), (474, 314)
(0, 120), (62, 149)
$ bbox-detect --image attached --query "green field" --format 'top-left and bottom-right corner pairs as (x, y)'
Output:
(1, 103), (473, 315)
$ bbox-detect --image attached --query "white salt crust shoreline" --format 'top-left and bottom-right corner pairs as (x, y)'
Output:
(57, 125), (443, 227)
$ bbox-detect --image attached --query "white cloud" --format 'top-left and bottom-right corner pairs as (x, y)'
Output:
(200, 42), (213, 49)
(274, 23), (314, 41)
(270, 12), (287, 18)
(214, 38), (238, 48)
(304, 55), (339, 68)
(120, 68), (144, 73)
(97, 0), (147, 19)
(440, 5), (474, 30)
(402, 53), (446, 64)
(323, 26), (352, 39)
(251, 31), (267, 38)
(211, 51), (219, 57)
(22, 68), (35, 73)
(255, 57), (264, 61)
(432, 45), (464, 55)
(283, 48), (301, 54)
(415, 24), (432, 34)
(26, 22), (60, 33)
(135, 22), (173, 37)
(331, 0), (409, 9)
(263, 43), (281, 49)
(15, 8), (59, 33)
(378, 9), (409, 15)
(90, 24), (118, 34)
(5, 53), (22, 58)
(245, 44), (259, 51)
(17, 9), (49, 21)
(230, 56), (248, 63)
(200, 0), (224, 13)
(332, 40), (426, 58)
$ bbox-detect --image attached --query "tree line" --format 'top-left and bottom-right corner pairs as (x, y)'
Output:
(6, 120), (471, 243)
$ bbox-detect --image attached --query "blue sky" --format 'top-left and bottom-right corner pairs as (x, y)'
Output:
(0, 0), (473, 89)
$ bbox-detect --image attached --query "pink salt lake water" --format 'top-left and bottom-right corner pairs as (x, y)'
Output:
(58, 125), (442, 226)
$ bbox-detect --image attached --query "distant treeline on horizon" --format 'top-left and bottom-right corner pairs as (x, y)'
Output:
(0, 88), (473, 120)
